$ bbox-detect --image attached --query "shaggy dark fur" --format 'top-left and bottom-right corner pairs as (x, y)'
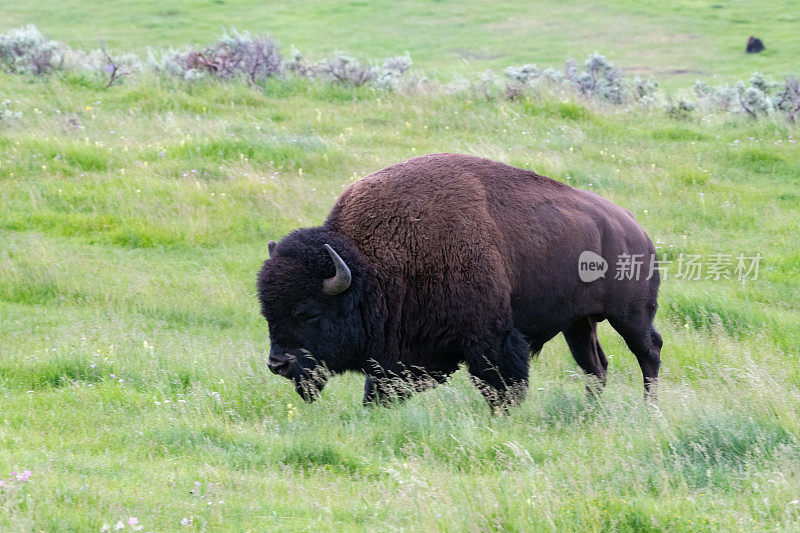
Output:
(257, 153), (662, 410)
(746, 36), (765, 54)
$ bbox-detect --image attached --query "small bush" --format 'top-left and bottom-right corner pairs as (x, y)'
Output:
(633, 76), (658, 98)
(570, 51), (626, 104)
(666, 97), (696, 120)
(773, 76), (800, 123)
(502, 64), (564, 99)
(162, 29), (283, 85)
(737, 82), (771, 118)
(286, 45), (315, 77)
(316, 53), (375, 87)
(313, 52), (412, 90)
(503, 52), (654, 106)
(693, 80), (738, 113)
(0, 25), (62, 75)
(373, 53), (413, 91)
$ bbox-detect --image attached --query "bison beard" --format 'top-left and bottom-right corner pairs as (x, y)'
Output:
(257, 153), (662, 412)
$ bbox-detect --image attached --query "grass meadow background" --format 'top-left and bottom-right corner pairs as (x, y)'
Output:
(3, 0), (800, 87)
(1, 1), (800, 531)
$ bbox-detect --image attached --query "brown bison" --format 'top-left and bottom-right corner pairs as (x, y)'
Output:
(257, 153), (661, 411)
(746, 36), (765, 54)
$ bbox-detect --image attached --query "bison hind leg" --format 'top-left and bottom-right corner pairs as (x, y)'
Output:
(609, 317), (662, 403)
(563, 316), (608, 398)
(466, 328), (530, 414)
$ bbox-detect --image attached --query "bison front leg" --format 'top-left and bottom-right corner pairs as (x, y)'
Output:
(363, 376), (379, 405)
(466, 328), (530, 414)
(363, 369), (452, 407)
(362, 376), (415, 406)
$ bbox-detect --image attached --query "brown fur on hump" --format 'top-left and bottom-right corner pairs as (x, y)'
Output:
(328, 154), (508, 280)
(326, 152), (570, 282)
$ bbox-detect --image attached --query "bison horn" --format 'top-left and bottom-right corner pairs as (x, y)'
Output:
(267, 240), (276, 258)
(322, 244), (351, 295)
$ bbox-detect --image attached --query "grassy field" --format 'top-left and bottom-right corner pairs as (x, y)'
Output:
(2, 0), (800, 88)
(2, 2), (800, 531)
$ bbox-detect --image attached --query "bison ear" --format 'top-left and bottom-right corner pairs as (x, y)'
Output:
(322, 244), (352, 295)
(267, 240), (277, 258)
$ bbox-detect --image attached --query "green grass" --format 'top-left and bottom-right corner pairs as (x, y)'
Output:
(2, 0), (800, 88)
(2, 3), (800, 531)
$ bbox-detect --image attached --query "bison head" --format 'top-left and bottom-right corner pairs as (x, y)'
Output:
(256, 229), (368, 402)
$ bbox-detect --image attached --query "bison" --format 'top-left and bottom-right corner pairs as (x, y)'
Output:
(746, 36), (765, 54)
(257, 153), (662, 411)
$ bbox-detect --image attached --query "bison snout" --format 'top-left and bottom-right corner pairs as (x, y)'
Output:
(267, 353), (293, 376)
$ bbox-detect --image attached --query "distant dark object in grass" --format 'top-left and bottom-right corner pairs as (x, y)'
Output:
(746, 37), (765, 54)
